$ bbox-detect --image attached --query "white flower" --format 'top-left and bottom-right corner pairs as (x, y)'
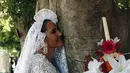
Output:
(83, 58), (103, 73)
(97, 39), (104, 46)
(113, 37), (120, 44)
(106, 55), (130, 73)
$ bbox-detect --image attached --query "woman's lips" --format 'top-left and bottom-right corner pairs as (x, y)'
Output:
(57, 38), (63, 43)
(58, 39), (63, 43)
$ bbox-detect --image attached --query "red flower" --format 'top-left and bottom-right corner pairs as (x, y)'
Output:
(96, 50), (101, 55)
(101, 62), (107, 73)
(101, 40), (115, 54)
(95, 50), (103, 56)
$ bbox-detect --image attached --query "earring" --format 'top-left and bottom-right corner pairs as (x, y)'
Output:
(43, 43), (48, 54)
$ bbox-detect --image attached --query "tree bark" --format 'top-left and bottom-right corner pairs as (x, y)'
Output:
(36, 0), (49, 12)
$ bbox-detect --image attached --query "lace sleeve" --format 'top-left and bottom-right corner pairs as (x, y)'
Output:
(30, 54), (58, 73)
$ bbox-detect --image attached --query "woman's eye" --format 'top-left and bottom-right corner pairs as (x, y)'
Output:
(51, 30), (56, 34)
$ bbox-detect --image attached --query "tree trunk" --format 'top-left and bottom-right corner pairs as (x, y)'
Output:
(14, 17), (28, 47)
(57, 0), (112, 73)
(35, 0), (129, 73)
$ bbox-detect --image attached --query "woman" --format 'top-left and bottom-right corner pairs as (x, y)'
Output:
(14, 9), (68, 73)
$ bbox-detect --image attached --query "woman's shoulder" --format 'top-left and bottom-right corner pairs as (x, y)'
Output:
(31, 54), (46, 63)
(30, 54), (49, 70)
(33, 54), (45, 58)
(31, 54), (52, 66)
(30, 54), (58, 73)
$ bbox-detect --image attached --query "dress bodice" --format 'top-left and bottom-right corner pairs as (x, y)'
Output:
(31, 54), (58, 73)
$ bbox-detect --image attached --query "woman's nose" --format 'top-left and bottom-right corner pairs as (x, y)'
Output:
(57, 30), (62, 36)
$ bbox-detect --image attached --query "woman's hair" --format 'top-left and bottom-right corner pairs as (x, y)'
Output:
(41, 19), (51, 32)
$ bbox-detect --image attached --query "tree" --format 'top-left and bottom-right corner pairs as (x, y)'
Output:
(36, 0), (130, 73)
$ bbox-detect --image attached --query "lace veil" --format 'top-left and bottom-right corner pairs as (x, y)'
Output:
(14, 9), (68, 73)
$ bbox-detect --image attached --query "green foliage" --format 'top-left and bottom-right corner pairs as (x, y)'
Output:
(0, 16), (20, 56)
(6, 0), (36, 27)
(114, 0), (130, 10)
(0, 0), (36, 57)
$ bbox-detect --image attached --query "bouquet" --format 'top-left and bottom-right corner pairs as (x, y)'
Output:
(83, 37), (130, 73)
(83, 17), (130, 73)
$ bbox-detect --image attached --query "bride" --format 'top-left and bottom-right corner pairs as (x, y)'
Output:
(14, 9), (69, 73)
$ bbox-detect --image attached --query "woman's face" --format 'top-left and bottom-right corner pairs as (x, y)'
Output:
(45, 21), (63, 48)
